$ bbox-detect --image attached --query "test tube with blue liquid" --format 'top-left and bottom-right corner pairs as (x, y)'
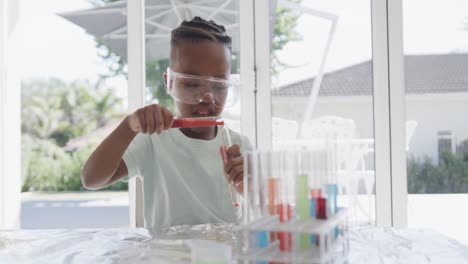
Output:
(255, 151), (269, 264)
(325, 147), (339, 238)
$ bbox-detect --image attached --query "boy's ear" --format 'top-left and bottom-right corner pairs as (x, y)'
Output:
(163, 72), (167, 88)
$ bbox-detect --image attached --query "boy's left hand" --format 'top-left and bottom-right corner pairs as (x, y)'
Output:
(220, 144), (244, 194)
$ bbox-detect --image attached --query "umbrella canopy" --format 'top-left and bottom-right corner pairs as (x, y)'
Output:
(59, 0), (248, 61)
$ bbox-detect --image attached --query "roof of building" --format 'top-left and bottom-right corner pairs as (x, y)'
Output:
(273, 54), (468, 97)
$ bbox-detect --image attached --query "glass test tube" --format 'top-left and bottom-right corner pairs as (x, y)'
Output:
(297, 151), (311, 250)
(278, 151), (292, 252)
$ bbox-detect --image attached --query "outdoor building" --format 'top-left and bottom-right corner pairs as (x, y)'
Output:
(273, 54), (468, 163)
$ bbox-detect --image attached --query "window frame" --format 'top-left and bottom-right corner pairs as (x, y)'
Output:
(251, 0), (408, 227)
(126, 0), (409, 228)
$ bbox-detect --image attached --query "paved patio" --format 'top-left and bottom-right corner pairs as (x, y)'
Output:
(20, 191), (129, 229)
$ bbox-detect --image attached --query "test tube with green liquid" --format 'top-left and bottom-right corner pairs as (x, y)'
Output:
(297, 173), (310, 250)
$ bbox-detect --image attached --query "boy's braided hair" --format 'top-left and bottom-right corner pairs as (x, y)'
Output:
(170, 16), (232, 53)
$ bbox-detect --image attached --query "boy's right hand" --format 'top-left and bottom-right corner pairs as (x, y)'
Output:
(127, 104), (174, 134)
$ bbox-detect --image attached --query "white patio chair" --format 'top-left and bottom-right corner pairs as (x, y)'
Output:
(300, 116), (357, 175)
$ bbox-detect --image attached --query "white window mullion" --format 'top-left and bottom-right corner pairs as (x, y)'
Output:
(0, 0), (8, 228)
(253, 0), (272, 150)
(127, 0), (145, 228)
(371, 0), (407, 227)
(371, 0), (393, 227)
(387, 0), (407, 228)
(239, 0), (256, 146)
(0, 0), (21, 229)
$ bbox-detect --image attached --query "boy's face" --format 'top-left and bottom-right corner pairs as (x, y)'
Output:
(169, 41), (231, 134)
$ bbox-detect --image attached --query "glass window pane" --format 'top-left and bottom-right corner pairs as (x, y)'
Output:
(404, 0), (468, 246)
(16, 0), (129, 228)
(270, 0), (375, 226)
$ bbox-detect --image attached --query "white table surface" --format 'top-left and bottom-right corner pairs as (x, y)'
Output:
(1, 224), (468, 264)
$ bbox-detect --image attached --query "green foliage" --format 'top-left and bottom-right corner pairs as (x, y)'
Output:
(22, 134), (128, 192)
(21, 79), (128, 192)
(271, 0), (304, 77)
(22, 78), (123, 146)
(408, 150), (468, 193)
(22, 134), (77, 192)
(21, 79), (64, 139)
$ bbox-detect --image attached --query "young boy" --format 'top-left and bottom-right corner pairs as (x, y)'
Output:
(82, 17), (251, 236)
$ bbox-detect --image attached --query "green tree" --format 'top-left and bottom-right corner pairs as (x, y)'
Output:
(94, 88), (124, 127)
(21, 79), (64, 139)
(22, 134), (75, 191)
(22, 78), (124, 146)
(21, 79), (127, 191)
(271, 0), (303, 77)
(22, 133), (128, 191)
(408, 149), (468, 194)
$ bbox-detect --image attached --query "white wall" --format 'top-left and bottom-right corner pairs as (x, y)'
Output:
(273, 93), (468, 162)
(0, 0), (21, 229)
(405, 94), (468, 162)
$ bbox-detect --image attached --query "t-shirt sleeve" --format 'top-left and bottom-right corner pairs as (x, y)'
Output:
(122, 133), (152, 179)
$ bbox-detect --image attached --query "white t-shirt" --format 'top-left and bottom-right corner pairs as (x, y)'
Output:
(122, 127), (251, 236)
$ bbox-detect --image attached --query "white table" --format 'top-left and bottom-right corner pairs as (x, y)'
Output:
(1, 224), (468, 264)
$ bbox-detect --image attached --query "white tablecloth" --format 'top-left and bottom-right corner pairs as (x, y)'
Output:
(1, 224), (468, 264)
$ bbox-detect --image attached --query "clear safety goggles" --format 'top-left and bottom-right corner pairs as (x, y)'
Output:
(165, 67), (240, 108)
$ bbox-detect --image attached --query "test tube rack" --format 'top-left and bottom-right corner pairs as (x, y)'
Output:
(234, 149), (349, 264)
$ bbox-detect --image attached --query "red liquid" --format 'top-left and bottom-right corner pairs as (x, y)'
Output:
(277, 204), (292, 251)
(317, 197), (327, 219)
(269, 179), (278, 243)
(171, 118), (224, 128)
(278, 232), (292, 251)
(277, 204), (292, 222)
(311, 189), (322, 199)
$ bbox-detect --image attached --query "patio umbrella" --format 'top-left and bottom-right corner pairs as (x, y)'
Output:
(59, 0), (269, 61)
